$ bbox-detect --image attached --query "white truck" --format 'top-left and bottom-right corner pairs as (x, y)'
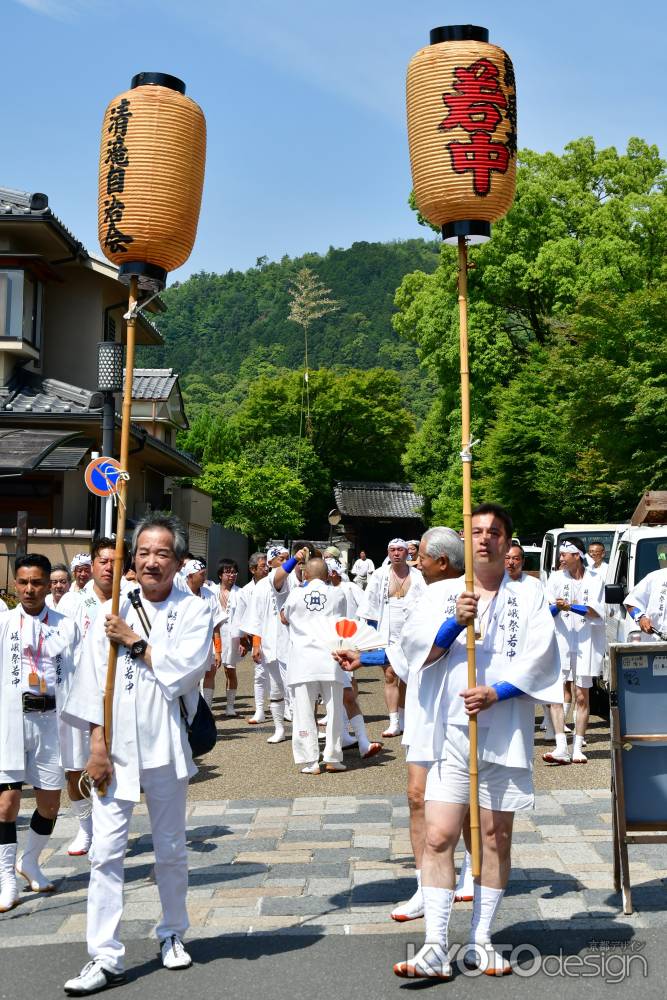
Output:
(539, 524), (624, 584)
(604, 524), (667, 649)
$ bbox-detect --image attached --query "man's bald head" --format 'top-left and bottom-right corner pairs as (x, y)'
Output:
(303, 557), (328, 582)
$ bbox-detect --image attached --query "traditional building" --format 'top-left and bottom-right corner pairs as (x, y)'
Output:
(332, 480), (424, 565)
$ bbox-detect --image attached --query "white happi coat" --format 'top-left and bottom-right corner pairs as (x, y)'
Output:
(231, 579), (256, 640)
(283, 580), (347, 685)
(336, 579), (364, 618)
(388, 574), (562, 769)
(625, 568), (667, 634)
(240, 570), (292, 663)
(358, 564), (426, 645)
(0, 604), (81, 773)
(214, 584), (240, 664)
(547, 568), (606, 678)
(62, 584), (213, 802)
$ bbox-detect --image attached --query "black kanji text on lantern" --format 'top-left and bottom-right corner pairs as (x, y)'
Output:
(103, 97), (134, 253)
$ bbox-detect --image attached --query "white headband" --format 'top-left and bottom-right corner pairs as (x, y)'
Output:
(70, 553), (92, 571)
(182, 559), (205, 577)
(387, 537), (408, 550)
(559, 542), (583, 556)
(326, 557), (343, 576)
(266, 545), (288, 562)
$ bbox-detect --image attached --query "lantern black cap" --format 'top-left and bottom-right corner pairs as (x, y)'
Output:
(131, 72), (186, 95)
(441, 220), (491, 245)
(119, 261), (168, 293)
(430, 25), (489, 44)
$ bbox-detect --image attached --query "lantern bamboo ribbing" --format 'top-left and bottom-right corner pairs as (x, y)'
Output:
(98, 72), (206, 291)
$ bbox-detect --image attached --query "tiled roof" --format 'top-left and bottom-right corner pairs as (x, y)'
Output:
(126, 368), (179, 401)
(334, 481), (424, 520)
(1, 373), (102, 414)
(0, 428), (91, 472)
(0, 186), (87, 258)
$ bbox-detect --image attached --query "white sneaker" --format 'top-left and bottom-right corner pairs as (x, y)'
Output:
(64, 958), (126, 995)
(390, 887), (424, 922)
(160, 934), (192, 970)
(67, 826), (92, 857)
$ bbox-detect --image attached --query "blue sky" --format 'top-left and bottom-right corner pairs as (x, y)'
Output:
(5, 0), (666, 283)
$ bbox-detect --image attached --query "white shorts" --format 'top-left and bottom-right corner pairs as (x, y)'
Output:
(562, 652), (594, 688)
(0, 711), (65, 790)
(425, 726), (533, 813)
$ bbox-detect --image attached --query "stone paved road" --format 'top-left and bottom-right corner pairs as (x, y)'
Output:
(4, 787), (666, 950)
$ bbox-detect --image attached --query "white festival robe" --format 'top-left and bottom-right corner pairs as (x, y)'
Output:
(546, 568), (606, 678)
(214, 584), (239, 664)
(625, 568), (667, 634)
(231, 579), (255, 641)
(240, 571), (291, 664)
(61, 584), (213, 802)
(387, 574), (562, 769)
(336, 579), (364, 619)
(283, 580), (347, 686)
(0, 604), (81, 774)
(358, 565), (426, 646)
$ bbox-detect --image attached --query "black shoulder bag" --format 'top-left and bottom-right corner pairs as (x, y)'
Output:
(128, 589), (217, 758)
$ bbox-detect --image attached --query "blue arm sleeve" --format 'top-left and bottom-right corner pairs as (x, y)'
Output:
(492, 680), (524, 701)
(549, 604), (559, 617)
(282, 556), (298, 573)
(570, 604), (589, 617)
(434, 616), (465, 650)
(628, 607), (645, 621)
(360, 649), (388, 666)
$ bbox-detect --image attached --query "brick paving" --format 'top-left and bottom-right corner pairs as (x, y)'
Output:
(3, 788), (667, 946)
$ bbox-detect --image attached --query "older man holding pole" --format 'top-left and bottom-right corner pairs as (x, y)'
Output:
(388, 504), (561, 980)
(62, 512), (213, 996)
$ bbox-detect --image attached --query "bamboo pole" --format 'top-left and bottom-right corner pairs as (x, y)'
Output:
(99, 275), (138, 795)
(457, 236), (481, 878)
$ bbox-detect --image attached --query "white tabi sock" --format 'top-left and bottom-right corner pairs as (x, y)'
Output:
(470, 883), (504, 946)
(422, 885), (455, 947)
(0, 843), (18, 912)
(348, 714), (370, 756)
(455, 851), (474, 898)
(398, 708), (405, 731)
(267, 700), (286, 742)
(226, 689), (236, 713)
(555, 732), (568, 754)
(71, 797), (93, 835)
(252, 681), (266, 716)
(17, 829), (54, 891)
(341, 729), (357, 748)
(388, 711), (399, 729)
(202, 687), (213, 708)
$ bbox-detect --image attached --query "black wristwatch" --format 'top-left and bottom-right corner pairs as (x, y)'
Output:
(129, 638), (148, 659)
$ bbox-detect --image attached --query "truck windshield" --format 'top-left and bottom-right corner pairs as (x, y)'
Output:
(636, 538), (667, 584)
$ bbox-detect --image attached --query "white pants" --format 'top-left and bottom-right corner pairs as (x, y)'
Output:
(255, 657), (285, 700)
(0, 710), (64, 789)
(87, 763), (189, 972)
(278, 659), (291, 710)
(291, 680), (343, 765)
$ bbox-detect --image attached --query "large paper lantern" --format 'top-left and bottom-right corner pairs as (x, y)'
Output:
(406, 25), (516, 243)
(98, 72), (206, 291)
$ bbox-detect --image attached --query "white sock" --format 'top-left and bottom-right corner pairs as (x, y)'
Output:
(226, 689), (236, 712)
(470, 883), (504, 946)
(341, 729), (356, 748)
(422, 885), (454, 947)
(455, 851), (473, 894)
(71, 797), (93, 835)
(348, 714), (370, 755)
(202, 687), (213, 707)
(574, 734), (586, 754)
(388, 711), (399, 729)
(398, 708), (405, 731)
(555, 732), (568, 753)
(416, 869), (422, 890)
(268, 700), (285, 740)
(253, 681), (266, 713)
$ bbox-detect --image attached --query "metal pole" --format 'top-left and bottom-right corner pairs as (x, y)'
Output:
(458, 236), (481, 879)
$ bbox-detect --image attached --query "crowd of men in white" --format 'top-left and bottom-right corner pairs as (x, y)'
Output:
(1, 507), (666, 990)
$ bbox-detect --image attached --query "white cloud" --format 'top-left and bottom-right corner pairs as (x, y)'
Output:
(12, 0), (98, 20)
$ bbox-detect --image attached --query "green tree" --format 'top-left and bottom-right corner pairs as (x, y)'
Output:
(396, 137), (667, 532)
(196, 461), (306, 541)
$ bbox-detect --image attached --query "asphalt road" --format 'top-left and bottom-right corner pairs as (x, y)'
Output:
(3, 928), (662, 1000)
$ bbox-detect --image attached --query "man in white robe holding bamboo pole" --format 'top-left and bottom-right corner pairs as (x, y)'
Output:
(389, 504), (562, 980)
(62, 513), (213, 996)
